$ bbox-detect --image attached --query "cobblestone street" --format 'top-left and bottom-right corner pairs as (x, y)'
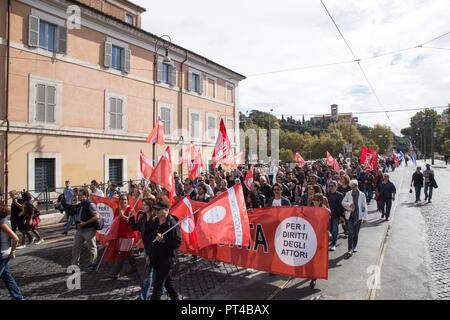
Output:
(415, 162), (450, 299)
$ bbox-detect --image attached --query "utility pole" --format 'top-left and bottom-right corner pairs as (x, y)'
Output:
(431, 116), (435, 165)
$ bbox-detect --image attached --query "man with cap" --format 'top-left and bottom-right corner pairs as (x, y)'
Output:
(149, 201), (182, 300)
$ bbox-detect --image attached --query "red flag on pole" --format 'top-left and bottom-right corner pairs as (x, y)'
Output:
(244, 165), (254, 189)
(212, 119), (232, 168)
(188, 148), (203, 180)
(195, 183), (250, 249)
(361, 147), (378, 171)
(150, 147), (175, 204)
(294, 152), (305, 166)
(393, 154), (399, 167)
(223, 151), (243, 169)
(146, 116), (165, 145)
(333, 158), (340, 172)
(326, 151), (334, 166)
(179, 141), (197, 166)
(139, 149), (153, 180)
(170, 197), (198, 250)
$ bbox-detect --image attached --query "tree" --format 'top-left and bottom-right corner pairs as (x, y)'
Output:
(328, 120), (363, 155)
(367, 124), (394, 155)
(279, 148), (294, 163)
(409, 109), (442, 158)
(393, 135), (410, 153)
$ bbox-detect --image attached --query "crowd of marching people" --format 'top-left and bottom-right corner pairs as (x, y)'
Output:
(2, 151), (441, 300)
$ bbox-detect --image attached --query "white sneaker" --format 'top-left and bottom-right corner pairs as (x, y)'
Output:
(353, 248), (357, 252)
(329, 246), (336, 251)
(36, 239), (45, 244)
(17, 245), (26, 249)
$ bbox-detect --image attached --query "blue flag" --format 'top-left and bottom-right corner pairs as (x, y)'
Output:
(410, 155), (417, 166)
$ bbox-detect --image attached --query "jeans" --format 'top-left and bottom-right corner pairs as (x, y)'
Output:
(424, 182), (433, 201)
(329, 217), (340, 246)
(414, 185), (422, 202)
(0, 258), (24, 300)
(345, 219), (362, 252)
(64, 215), (75, 234)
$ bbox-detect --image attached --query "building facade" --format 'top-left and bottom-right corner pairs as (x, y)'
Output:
(0, 0), (245, 198)
(311, 104), (358, 125)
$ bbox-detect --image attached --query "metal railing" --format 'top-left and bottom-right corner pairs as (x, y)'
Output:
(0, 178), (148, 213)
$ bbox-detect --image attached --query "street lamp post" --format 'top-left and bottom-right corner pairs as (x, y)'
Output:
(268, 108), (273, 164)
(153, 35), (172, 165)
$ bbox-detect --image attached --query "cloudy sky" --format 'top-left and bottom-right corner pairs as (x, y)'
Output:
(133, 0), (450, 135)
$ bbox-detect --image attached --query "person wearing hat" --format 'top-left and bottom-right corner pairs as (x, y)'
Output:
(149, 201), (181, 300)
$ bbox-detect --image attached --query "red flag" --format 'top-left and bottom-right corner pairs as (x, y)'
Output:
(223, 151), (243, 169)
(326, 151), (334, 166)
(150, 147), (175, 204)
(333, 159), (340, 172)
(139, 149), (153, 180)
(212, 119), (232, 168)
(195, 183), (250, 249)
(171, 197), (198, 250)
(188, 148), (203, 180)
(294, 152), (305, 166)
(393, 154), (399, 167)
(361, 147), (378, 171)
(179, 141), (197, 166)
(146, 116), (165, 145)
(244, 165), (254, 189)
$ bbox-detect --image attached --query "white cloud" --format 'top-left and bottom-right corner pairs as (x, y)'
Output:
(133, 0), (450, 135)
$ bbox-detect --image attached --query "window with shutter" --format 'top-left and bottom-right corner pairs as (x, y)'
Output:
(104, 42), (112, 68)
(35, 83), (56, 123)
(57, 26), (67, 54)
(161, 107), (171, 135)
(29, 15), (39, 47)
(39, 20), (56, 52)
(35, 158), (55, 192)
(190, 112), (200, 139)
(123, 49), (131, 73)
(109, 97), (124, 130)
(111, 45), (123, 70)
(161, 63), (170, 83)
(207, 116), (216, 141)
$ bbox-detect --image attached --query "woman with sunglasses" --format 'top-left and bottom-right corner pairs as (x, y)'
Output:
(266, 183), (291, 207)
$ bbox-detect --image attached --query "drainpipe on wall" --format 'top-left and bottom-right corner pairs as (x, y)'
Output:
(179, 50), (188, 178)
(4, 0), (11, 203)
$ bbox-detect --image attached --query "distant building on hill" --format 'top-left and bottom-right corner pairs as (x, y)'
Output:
(311, 104), (358, 125)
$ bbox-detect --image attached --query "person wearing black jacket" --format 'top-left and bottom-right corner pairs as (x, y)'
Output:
(411, 167), (424, 203)
(130, 198), (156, 300)
(149, 201), (182, 300)
(378, 174), (396, 221)
(259, 176), (274, 207)
(326, 181), (344, 251)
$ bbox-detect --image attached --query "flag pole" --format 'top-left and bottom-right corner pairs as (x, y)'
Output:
(96, 241), (109, 272)
(152, 205), (201, 242)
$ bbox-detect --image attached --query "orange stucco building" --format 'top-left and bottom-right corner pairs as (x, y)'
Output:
(0, 0), (245, 198)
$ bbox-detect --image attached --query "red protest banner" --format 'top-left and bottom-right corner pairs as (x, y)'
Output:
(175, 205), (329, 280)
